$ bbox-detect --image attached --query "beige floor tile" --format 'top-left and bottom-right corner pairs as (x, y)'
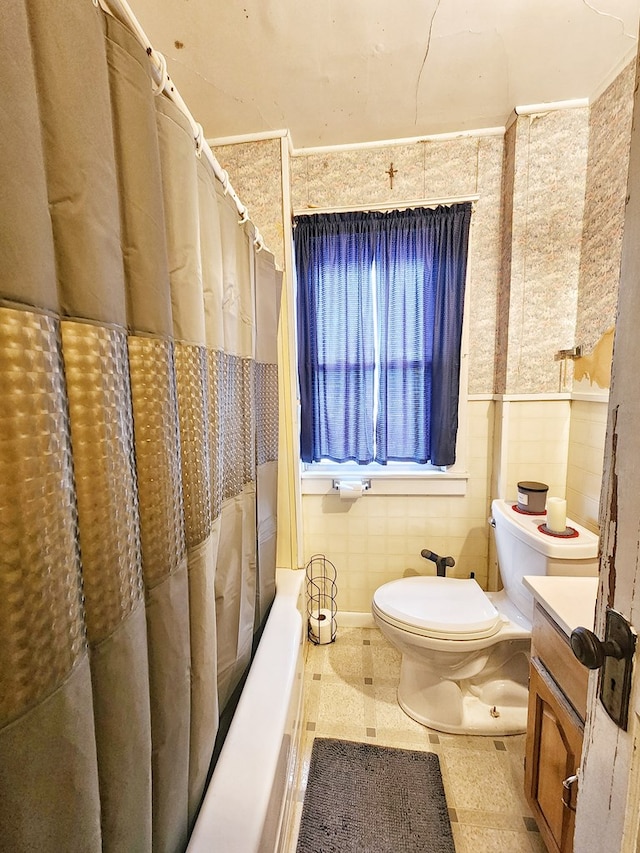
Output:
(321, 644), (368, 680)
(328, 626), (363, 645)
(442, 747), (523, 814)
(370, 644), (402, 679)
(437, 731), (500, 752)
(454, 823), (537, 853)
(496, 743), (533, 816)
(373, 730), (435, 752)
(526, 830), (548, 852)
(364, 626), (391, 646)
(290, 626), (535, 852)
(311, 721), (371, 742)
(503, 733), (527, 755)
(316, 680), (367, 726)
(454, 808), (529, 832)
(450, 822), (469, 853)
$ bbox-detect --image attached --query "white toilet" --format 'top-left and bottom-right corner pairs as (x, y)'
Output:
(372, 498), (599, 735)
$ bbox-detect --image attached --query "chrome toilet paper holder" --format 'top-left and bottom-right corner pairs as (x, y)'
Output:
(332, 479), (371, 492)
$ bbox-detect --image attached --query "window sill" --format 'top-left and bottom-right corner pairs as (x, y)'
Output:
(300, 465), (468, 496)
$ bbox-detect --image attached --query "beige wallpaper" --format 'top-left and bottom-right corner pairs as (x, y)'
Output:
(576, 61), (635, 361)
(503, 108), (590, 394)
(213, 65), (634, 399)
(213, 138), (285, 269)
(495, 120), (517, 395)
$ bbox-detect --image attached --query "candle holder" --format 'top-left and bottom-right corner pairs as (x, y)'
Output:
(538, 524), (579, 539)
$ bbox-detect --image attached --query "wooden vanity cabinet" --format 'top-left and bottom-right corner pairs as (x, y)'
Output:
(525, 604), (589, 853)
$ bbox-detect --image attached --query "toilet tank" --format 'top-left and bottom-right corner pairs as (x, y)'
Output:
(490, 499), (599, 622)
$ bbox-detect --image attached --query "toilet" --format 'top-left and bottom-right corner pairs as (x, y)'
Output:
(372, 498), (599, 735)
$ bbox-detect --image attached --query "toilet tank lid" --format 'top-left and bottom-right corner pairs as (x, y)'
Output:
(373, 576), (501, 636)
(491, 499), (599, 560)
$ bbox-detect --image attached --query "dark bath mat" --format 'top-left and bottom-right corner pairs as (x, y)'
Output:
(296, 737), (455, 853)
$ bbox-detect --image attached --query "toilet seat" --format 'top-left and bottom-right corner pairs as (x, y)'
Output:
(373, 576), (505, 640)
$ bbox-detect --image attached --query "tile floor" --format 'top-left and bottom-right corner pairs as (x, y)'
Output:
(287, 625), (545, 853)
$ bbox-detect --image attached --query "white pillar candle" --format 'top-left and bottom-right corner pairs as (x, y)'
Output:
(547, 497), (567, 533)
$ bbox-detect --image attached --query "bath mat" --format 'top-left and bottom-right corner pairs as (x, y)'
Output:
(296, 737), (455, 853)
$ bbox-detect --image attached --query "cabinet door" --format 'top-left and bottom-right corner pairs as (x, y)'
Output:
(525, 658), (584, 853)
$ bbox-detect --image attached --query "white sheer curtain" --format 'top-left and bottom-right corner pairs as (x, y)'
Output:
(0, 2), (279, 851)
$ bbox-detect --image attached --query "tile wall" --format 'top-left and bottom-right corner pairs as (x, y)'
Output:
(302, 400), (494, 613)
(566, 400), (608, 533)
(500, 399), (571, 504)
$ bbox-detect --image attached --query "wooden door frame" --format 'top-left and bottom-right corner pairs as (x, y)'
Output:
(574, 53), (640, 853)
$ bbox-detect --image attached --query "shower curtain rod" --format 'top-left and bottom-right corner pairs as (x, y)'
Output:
(98, 0), (266, 251)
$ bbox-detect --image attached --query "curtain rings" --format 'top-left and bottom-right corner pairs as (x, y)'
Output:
(151, 52), (168, 96)
(237, 207), (249, 225)
(195, 123), (204, 158)
(254, 233), (264, 252)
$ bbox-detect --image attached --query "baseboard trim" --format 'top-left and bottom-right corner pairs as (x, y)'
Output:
(337, 611), (376, 628)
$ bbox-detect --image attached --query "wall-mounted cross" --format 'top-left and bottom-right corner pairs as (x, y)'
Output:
(386, 162), (397, 190)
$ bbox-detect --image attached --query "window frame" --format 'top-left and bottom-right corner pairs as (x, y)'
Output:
(298, 213), (473, 496)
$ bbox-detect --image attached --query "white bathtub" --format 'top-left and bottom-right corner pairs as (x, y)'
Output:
(187, 568), (306, 853)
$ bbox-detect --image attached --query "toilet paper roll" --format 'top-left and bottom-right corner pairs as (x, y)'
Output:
(309, 609), (335, 644)
(338, 481), (363, 500)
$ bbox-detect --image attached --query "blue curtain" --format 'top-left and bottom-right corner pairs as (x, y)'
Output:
(295, 203), (471, 466)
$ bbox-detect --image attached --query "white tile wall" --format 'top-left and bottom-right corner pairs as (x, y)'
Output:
(301, 400), (494, 612)
(566, 399), (608, 533)
(301, 397), (607, 612)
(502, 399), (571, 504)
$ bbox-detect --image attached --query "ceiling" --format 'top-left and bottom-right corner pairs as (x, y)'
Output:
(128, 0), (640, 150)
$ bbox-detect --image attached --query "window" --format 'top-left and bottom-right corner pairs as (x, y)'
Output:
(294, 204), (471, 468)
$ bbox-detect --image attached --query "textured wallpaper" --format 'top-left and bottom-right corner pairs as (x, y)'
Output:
(292, 135), (504, 394)
(495, 121), (516, 395)
(213, 138), (285, 269)
(505, 107), (590, 394)
(576, 61), (635, 360)
(213, 62), (634, 396)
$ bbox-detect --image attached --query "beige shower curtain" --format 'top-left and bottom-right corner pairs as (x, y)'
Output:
(0, 2), (280, 851)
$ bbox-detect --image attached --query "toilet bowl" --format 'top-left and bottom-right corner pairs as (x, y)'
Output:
(372, 498), (599, 735)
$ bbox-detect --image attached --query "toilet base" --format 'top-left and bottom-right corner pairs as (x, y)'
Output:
(397, 648), (530, 736)
(398, 688), (528, 736)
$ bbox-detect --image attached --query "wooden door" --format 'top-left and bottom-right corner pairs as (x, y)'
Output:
(574, 48), (640, 853)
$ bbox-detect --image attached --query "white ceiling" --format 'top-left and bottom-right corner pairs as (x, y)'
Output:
(128, 0), (640, 149)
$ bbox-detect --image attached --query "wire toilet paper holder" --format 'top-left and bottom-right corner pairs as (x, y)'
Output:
(305, 554), (337, 645)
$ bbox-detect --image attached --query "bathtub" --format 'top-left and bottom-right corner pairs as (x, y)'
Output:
(187, 568), (306, 853)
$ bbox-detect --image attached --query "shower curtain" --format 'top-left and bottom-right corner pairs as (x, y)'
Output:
(0, 2), (280, 852)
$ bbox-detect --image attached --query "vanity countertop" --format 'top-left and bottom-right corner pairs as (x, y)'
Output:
(523, 576), (599, 637)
